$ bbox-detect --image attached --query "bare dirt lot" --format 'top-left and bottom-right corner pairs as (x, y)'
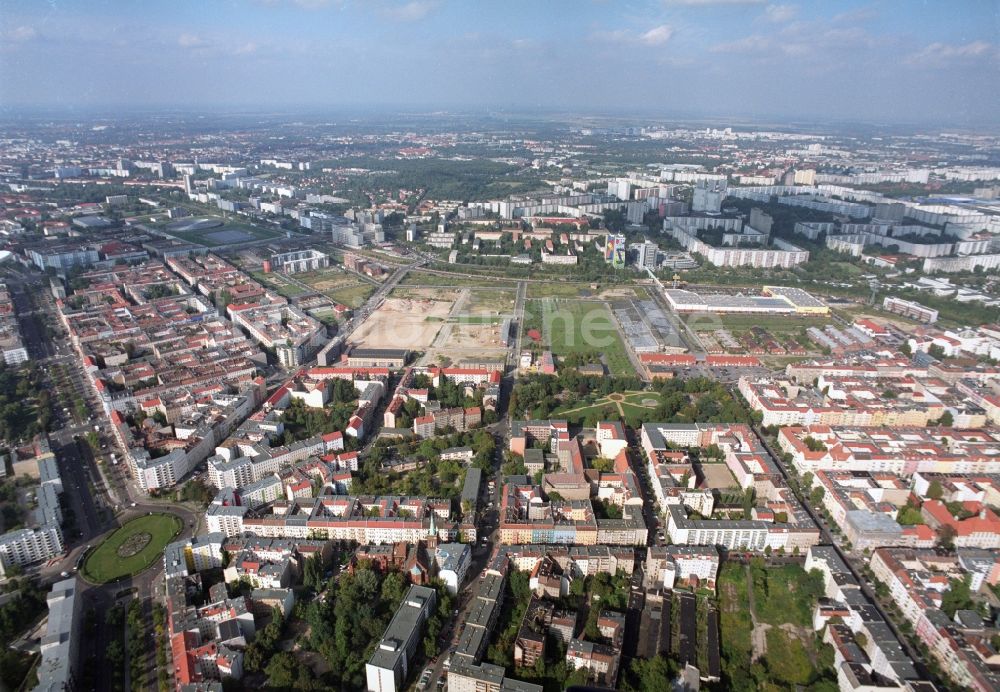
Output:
(445, 323), (506, 349)
(698, 463), (737, 490)
(351, 293), (455, 350)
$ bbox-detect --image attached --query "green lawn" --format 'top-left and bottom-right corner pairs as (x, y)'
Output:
(400, 271), (517, 289)
(83, 514), (183, 583)
(527, 282), (596, 299)
(540, 300), (634, 376)
(689, 314), (831, 333)
(550, 391), (660, 427)
(453, 315), (503, 325)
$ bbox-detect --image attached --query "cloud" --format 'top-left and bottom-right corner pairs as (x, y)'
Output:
(639, 25), (674, 46)
(712, 19), (875, 60)
(594, 25), (675, 47)
(256, 0), (338, 9)
(234, 42), (259, 55)
(178, 33), (209, 48)
(380, 1), (439, 22)
(592, 29), (631, 43)
(905, 40), (998, 67)
(763, 4), (797, 23)
(663, 0), (764, 6)
(4, 26), (37, 42)
(831, 6), (877, 24)
(710, 34), (770, 54)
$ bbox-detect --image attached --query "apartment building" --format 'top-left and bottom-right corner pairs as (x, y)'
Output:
(869, 548), (1000, 691)
(883, 296), (939, 324)
(778, 425), (1000, 477)
(645, 545), (720, 592)
(33, 578), (80, 692)
(204, 492), (476, 546)
(366, 586), (437, 692)
(739, 376), (951, 428)
(229, 303), (325, 368)
(0, 282), (28, 365)
(267, 248), (329, 274)
(448, 661), (542, 692)
(0, 525), (64, 576)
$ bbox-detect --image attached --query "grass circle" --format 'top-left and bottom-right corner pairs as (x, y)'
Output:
(83, 514), (182, 584)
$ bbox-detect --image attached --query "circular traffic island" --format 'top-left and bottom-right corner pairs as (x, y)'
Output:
(83, 514), (183, 584)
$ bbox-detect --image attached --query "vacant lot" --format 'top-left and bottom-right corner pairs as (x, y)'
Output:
(751, 562), (825, 627)
(444, 323), (506, 349)
(325, 283), (375, 308)
(296, 267), (360, 291)
(466, 288), (517, 314)
(718, 563), (754, 688)
(717, 560), (837, 691)
(250, 270), (310, 298)
(286, 268), (376, 308)
(352, 292), (455, 350)
(764, 628), (818, 687)
(84, 514), (182, 583)
(699, 463), (737, 490)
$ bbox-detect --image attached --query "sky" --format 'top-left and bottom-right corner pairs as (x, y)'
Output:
(0, 0), (998, 124)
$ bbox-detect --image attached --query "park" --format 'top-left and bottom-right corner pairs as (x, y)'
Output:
(82, 513), (183, 584)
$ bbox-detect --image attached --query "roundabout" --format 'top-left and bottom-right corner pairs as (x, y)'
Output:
(82, 513), (183, 584)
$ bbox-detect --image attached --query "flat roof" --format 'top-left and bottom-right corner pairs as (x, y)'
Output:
(367, 584), (436, 671)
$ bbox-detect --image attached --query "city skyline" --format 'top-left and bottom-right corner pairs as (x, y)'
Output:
(0, 0), (998, 124)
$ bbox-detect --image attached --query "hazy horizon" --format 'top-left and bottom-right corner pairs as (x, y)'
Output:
(1, 1), (998, 127)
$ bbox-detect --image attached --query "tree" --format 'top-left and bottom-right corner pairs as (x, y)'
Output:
(928, 344), (946, 360)
(802, 436), (826, 452)
(809, 486), (825, 506)
(626, 655), (677, 692)
(565, 666), (591, 688)
(941, 576), (973, 617)
(303, 552), (324, 592)
(896, 504), (925, 526)
(265, 652), (298, 688)
(933, 411), (953, 427)
(927, 480), (944, 501)
(937, 524), (957, 551)
(380, 572), (407, 607)
(742, 487), (756, 517)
